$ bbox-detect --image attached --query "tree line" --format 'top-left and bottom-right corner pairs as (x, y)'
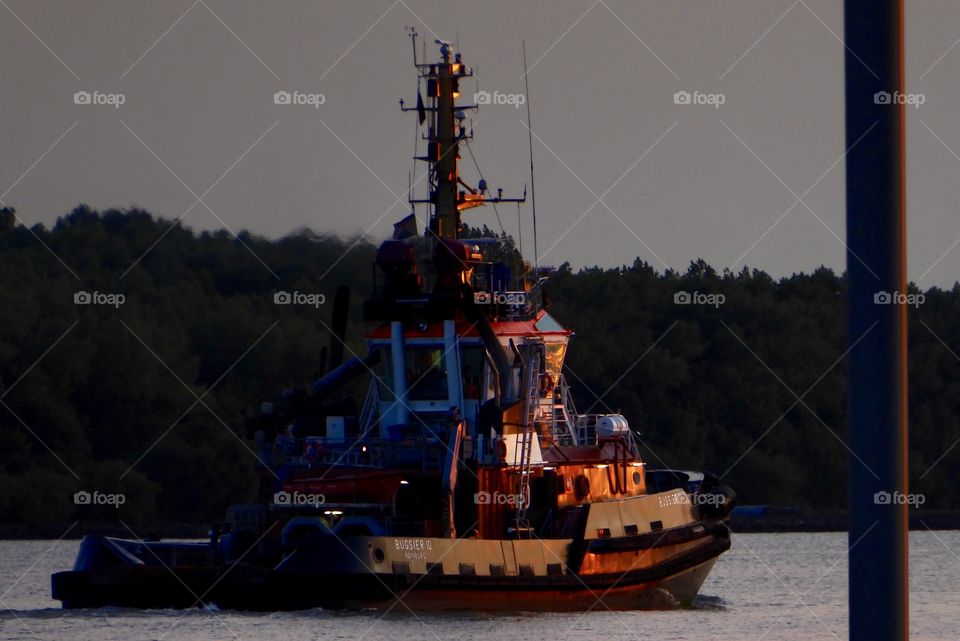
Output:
(0, 206), (956, 535)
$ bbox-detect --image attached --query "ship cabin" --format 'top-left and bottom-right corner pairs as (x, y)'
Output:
(362, 311), (574, 458)
(273, 237), (649, 541)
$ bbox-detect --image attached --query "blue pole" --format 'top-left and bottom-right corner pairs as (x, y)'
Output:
(844, 2), (908, 640)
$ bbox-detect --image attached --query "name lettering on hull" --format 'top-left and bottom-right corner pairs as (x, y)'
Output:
(394, 538), (434, 561)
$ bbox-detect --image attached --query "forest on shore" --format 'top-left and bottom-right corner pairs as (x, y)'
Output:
(1, 205), (957, 536)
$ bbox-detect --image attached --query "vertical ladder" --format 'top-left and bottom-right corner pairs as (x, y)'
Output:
(551, 374), (578, 445)
(515, 351), (540, 535)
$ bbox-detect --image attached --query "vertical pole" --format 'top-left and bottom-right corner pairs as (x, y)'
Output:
(435, 49), (460, 239)
(389, 321), (409, 434)
(844, 2), (908, 640)
(444, 319), (464, 411)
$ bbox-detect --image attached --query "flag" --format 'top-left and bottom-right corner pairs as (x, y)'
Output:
(393, 213), (418, 240)
(416, 91), (426, 125)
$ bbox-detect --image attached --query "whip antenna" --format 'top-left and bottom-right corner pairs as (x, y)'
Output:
(522, 40), (538, 276)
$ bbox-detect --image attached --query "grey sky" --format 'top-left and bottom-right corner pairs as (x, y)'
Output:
(2, 0), (959, 286)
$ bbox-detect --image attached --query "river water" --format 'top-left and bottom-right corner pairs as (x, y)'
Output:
(1, 531), (958, 640)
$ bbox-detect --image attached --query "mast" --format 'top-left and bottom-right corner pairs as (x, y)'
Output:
(401, 34), (524, 244)
(432, 42), (460, 239)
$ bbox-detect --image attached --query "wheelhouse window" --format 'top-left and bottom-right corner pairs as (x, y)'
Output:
(405, 345), (448, 401)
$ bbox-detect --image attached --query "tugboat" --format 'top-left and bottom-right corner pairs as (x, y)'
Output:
(53, 35), (733, 611)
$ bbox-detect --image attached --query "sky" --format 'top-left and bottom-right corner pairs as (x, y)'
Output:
(2, 0), (960, 286)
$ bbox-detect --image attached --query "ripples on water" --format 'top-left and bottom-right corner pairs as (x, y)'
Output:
(1, 532), (957, 640)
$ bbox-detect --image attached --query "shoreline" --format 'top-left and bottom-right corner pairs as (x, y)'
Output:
(4, 511), (960, 539)
(730, 510), (960, 533)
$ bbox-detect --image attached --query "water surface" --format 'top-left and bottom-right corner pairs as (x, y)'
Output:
(1, 532), (957, 640)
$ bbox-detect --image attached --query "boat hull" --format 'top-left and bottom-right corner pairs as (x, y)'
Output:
(216, 535), (727, 611)
(54, 522), (729, 611)
(379, 558), (720, 611)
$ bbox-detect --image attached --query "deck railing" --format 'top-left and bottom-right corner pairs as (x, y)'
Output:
(278, 434), (448, 472)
